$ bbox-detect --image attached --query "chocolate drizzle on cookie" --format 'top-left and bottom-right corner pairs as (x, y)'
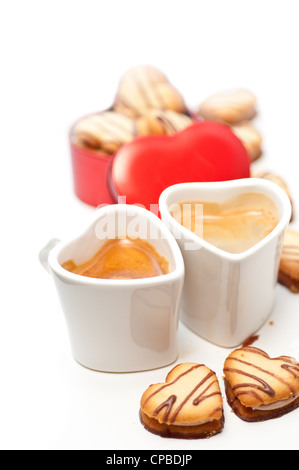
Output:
(223, 347), (299, 422)
(114, 65), (186, 118)
(281, 362), (299, 381)
(144, 364), (202, 406)
(224, 346), (299, 401)
(143, 364), (222, 425)
(74, 111), (135, 152)
(168, 370), (219, 424)
(153, 395), (177, 422)
(156, 115), (178, 134)
(224, 362), (276, 399)
(281, 246), (299, 261)
(115, 66), (168, 115)
(140, 362), (224, 439)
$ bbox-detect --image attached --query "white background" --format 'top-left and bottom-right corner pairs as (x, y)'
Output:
(1, 0), (299, 450)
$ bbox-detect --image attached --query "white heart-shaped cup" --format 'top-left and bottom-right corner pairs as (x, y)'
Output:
(159, 179), (292, 348)
(40, 204), (184, 372)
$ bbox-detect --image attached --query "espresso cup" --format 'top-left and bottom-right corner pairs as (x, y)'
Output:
(40, 204), (184, 372)
(159, 179), (292, 348)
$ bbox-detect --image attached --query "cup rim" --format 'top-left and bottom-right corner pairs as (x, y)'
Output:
(159, 178), (292, 261)
(48, 203), (185, 286)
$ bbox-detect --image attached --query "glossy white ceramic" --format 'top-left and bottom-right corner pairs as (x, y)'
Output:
(40, 204), (185, 372)
(159, 179), (292, 348)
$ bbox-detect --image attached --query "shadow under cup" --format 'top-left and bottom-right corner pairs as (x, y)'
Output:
(159, 179), (292, 348)
(47, 205), (184, 372)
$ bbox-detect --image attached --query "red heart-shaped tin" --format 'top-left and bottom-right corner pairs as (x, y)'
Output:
(109, 121), (250, 210)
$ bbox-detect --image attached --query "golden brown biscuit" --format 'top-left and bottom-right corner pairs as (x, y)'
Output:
(231, 122), (263, 162)
(140, 363), (224, 439)
(73, 111), (136, 154)
(224, 347), (299, 422)
(198, 88), (257, 125)
(114, 65), (186, 118)
(252, 171), (293, 220)
(136, 109), (193, 136)
(279, 229), (299, 293)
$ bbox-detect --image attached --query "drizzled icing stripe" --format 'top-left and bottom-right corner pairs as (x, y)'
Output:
(239, 347), (268, 358)
(169, 371), (216, 424)
(147, 66), (168, 109)
(224, 364), (275, 398)
(134, 70), (154, 109)
(155, 112), (191, 134)
(144, 365), (221, 425)
(281, 363), (299, 379)
(117, 68), (172, 113)
(281, 246), (299, 259)
(282, 245), (299, 251)
(153, 395), (176, 423)
(101, 114), (134, 141)
(156, 115), (178, 134)
(104, 113), (134, 132)
(118, 71), (158, 113)
(224, 348), (299, 400)
(144, 364), (203, 406)
(76, 114), (134, 146)
(193, 379), (221, 405)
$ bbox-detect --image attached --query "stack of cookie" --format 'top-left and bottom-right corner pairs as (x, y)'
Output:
(73, 65), (194, 155)
(197, 88), (262, 163)
(73, 67), (263, 163)
(73, 69), (264, 164)
(74, 111), (136, 155)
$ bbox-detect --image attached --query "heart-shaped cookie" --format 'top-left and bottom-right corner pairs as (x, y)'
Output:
(224, 347), (299, 422)
(110, 121), (250, 210)
(140, 362), (224, 439)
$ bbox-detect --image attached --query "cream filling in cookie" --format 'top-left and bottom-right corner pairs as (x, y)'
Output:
(149, 412), (215, 427)
(252, 393), (299, 411)
(177, 418), (215, 426)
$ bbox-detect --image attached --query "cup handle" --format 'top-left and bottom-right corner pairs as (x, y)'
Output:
(39, 238), (61, 274)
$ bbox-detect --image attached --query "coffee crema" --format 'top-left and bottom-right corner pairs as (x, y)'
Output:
(171, 192), (279, 254)
(62, 237), (170, 280)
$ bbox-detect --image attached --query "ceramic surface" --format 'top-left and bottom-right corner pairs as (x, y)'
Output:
(41, 204), (185, 372)
(159, 179), (292, 347)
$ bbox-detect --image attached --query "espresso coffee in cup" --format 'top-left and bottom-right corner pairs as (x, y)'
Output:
(40, 204), (185, 372)
(171, 192), (279, 254)
(62, 237), (170, 280)
(159, 180), (292, 348)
